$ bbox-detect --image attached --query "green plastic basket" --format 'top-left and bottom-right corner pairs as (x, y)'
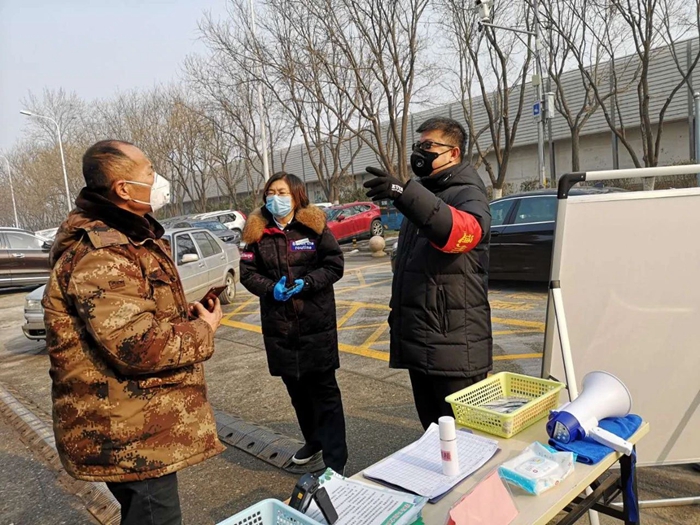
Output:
(446, 372), (565, 438)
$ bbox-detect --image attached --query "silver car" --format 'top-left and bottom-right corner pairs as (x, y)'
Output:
(22, 228), (240, 340)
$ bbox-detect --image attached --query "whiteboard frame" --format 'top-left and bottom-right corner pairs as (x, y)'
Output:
(541, 165), (700, 469)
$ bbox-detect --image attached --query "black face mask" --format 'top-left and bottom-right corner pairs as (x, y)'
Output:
(410, 150), (451, 178)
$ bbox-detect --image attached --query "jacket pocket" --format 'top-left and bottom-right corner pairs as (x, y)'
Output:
(437, 285), (449, 336)
(137, 368), (190, 389)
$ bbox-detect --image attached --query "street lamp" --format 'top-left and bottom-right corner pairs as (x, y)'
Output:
(20, 110), (72, 214)
(0, 155), (19, 228)
(476, 0), (552, 188)
(248, 0), (270, 182)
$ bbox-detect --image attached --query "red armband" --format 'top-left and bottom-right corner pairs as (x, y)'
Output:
(432, 207), (482, 253)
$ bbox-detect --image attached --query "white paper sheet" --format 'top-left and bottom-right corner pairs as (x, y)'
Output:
(305, 470), (426, 525)
(363, 423), (499, 499)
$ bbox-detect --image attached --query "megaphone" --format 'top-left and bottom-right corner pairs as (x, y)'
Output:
(546, 371), (634, 455)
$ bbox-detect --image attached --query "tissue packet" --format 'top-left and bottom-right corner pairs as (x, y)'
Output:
(498, 442), (574, 495)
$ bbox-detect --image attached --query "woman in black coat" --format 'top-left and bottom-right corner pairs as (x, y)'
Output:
(239, 172), (347, 473)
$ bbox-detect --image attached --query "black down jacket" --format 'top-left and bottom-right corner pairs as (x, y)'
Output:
(390, 161), (492, 378)
(240, 205), (344, 378)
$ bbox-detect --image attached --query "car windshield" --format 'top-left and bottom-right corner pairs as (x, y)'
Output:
(193, 221), (227, 231)
(325, 208), (344, 221)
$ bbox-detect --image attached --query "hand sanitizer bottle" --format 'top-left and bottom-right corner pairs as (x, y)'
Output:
(439, 416), (460, 476)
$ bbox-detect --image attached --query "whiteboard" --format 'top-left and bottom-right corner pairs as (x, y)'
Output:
(542, 187), (700, 466)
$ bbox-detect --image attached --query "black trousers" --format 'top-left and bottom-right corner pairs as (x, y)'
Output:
(107, 472), (181, 525)
(282, 368), (348, 473)
(409, 369), (488, 430)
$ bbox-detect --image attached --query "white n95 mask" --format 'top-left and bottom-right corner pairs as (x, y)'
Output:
(125, 172), (172, 212)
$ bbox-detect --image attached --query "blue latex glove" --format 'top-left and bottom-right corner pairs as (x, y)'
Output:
(273, 277), (305, 301)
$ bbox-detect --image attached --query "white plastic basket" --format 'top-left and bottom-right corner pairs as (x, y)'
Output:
(217, 499), (323, 525)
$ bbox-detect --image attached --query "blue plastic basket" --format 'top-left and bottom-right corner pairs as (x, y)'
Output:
(217, 499), (323, 525)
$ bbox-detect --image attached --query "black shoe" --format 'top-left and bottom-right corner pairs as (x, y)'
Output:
(292, 444), (322, 465)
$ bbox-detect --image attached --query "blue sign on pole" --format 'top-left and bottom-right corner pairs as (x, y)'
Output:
(533, 101), (541, 117)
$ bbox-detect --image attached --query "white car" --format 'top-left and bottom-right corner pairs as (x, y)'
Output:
(189, 210), (246, 236)
(35, 227), (58, 241)
(22, 227), (240, 340)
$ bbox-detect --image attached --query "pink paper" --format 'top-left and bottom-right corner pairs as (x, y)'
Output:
(447, 471), (518, 525)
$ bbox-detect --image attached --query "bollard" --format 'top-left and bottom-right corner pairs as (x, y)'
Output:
(352, 237), (357, 249)
(369, 235), (386, 258)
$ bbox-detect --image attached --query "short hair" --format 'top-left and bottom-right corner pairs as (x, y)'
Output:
(263, 171), (310, 209)
(416, 117), (467, 162)
(82, 140), (136, 192)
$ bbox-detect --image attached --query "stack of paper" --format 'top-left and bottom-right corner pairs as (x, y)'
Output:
(305, 469), (427, 525)
(363, 423), (499, 501)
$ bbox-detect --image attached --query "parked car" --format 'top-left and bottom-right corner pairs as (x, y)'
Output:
(189, 210), (247, 236)
(325, 202), (383, 243)
(168, 220), (241, 245)
(22, 227), (240, 340)
(489, 187), (627, 281)
(35, 227), (59, 241)
(0, 228), (53, 289)
(390, 187), (628, 281)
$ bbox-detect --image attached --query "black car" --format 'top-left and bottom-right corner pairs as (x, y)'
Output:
(169, 220), (241, 245)
(489, 187), (628, 281)
(390, 187), (628, 281)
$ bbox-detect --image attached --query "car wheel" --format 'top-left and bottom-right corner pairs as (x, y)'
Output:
(370, 219), (383, 237)
(232, 228), (242, 237)
(219, 272), (236, 304)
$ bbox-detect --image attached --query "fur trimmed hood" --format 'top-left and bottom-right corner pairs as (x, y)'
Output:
(242, 205), (327, 245)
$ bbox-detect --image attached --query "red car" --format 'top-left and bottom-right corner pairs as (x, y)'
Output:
(325, 202), (383, 243)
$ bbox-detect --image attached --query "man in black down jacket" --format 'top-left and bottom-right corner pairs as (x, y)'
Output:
(364, 117), (492, 429)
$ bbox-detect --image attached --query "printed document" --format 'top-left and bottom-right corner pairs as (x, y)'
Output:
(363, 423), (498, 500)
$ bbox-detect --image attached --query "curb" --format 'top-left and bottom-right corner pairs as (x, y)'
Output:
(0, 382), (120, 525)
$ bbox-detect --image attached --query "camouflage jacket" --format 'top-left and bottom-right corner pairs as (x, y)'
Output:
(43, 206), (224, 482)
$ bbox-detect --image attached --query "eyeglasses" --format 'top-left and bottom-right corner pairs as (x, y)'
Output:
(265, 189), (291, 196)
(412, 140), (456, 152)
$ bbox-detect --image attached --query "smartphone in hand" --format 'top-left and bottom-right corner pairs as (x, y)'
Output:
(199, 285), (227, 312)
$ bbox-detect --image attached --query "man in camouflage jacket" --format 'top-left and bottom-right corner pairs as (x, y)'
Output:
(43, 140), (224, 525)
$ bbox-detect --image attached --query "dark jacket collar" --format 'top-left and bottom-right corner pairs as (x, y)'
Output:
(75, 188), (164, 242)
(418, 161), (486, 194)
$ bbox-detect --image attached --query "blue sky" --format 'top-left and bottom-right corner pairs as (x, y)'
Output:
(0, 0), (229, 151)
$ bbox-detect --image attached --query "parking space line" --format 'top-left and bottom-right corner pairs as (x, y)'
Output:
(494, 353), (543, 361)
(337, 322), (385, 331)
(491, 316), (545, 331)
(361, 324), (386, 348)
(346, 261), (391, 273)
(336, 299), (391, 311)
(220, 319), (262, 333)
(337, 305), (361, 328)
(339, 343), (389, 362)
(334, 278), (393, 295)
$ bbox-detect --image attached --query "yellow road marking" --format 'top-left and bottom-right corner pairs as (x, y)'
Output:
(361, 324), (386, 347)
(337, 322), (385, 331)
(494, 353), (543, 360)
(346, 261), (391, 273)
(221, 319), (262, 333)
(336, 299), (391, 311)
(339, 343), (389, 361)
(337, 305), (361, 328)
(492, 316), (545, 330)
(490, 300), (534, 312)
(228, 310), (263, 316)
(334, 278), (393, 295)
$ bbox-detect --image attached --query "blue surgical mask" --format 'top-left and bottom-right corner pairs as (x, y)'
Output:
(266, 195), (293, 218)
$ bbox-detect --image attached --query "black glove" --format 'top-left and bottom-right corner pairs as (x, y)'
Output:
(363, 166), (406, 201)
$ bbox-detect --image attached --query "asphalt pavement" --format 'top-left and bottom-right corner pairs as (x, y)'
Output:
(0, 255), (697, 524)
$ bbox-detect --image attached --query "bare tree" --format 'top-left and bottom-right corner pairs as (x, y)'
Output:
(441, 0), (533, 198)
(554, 0), (700, 188)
